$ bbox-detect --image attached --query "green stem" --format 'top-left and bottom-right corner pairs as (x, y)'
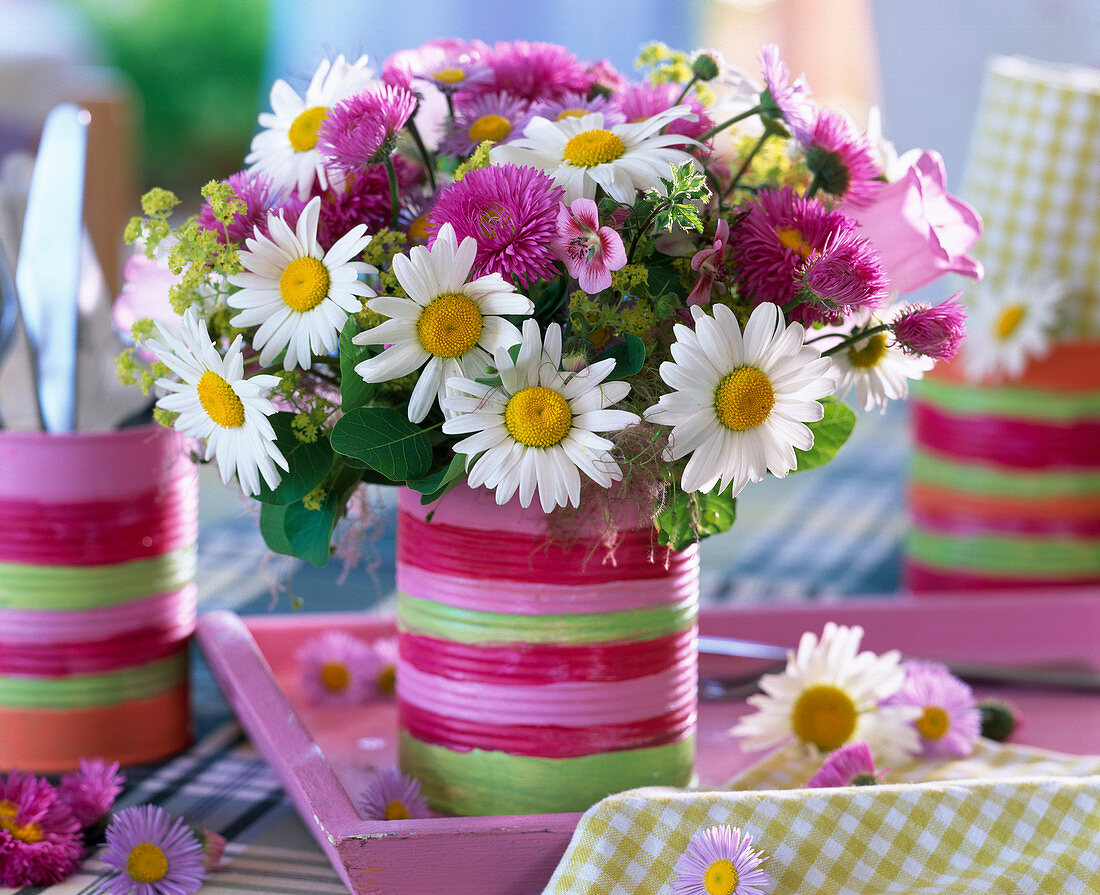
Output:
(697, 105), (762, 143)
(724, 131), (770, 198)
(820, 322), (893, 357)
(626, 203), (668, 264)
(383, 156), (400, 229)
(805, 172), (822, 201)
(674, 75), (698, 106)
(405, 117), (436, 192)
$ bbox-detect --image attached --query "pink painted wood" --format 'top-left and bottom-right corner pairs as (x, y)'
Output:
(195, 589), (1100, 895)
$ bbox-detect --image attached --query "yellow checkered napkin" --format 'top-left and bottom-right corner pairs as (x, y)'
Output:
(542, 742), (1100, 894)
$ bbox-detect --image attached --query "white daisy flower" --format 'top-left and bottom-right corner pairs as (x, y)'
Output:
(227, 196), (375, 372)
(818, 304), (934, 413)
(246, 54), (376, 199)
(353, 223), (533, 423)
(490, 107), (699, 204)
(730, 623), (921, 764)
(644, 302), (836, 497)
(441, 319), (640, 513)
(963, 275), (1066, 382)
(147, 307), (288, 497)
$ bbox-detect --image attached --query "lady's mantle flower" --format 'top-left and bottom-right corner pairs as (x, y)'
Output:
(148, 308), (288, 496)
(644, 302), (836, 498)
(807, 741), (884, 787)
(354, 223), (533, 423)
(731, 623), (921, 764)
(358, 767), (431, 821)
(672, 824), (769, 895)
(551, 197), (627, 294)
(100, 805), (206, 895)
(227, 196), (375, 371)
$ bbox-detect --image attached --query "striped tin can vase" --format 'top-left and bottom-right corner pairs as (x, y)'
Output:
(0, 425), (197, 772)
(395, 484), (698, 816)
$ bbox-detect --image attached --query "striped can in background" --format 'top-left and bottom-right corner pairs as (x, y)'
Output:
(0, 425), (198, 771)
(395, 484), (698, 816)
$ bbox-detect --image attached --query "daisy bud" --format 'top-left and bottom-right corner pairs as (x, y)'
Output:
(978, 699), (1021, 743)
(691, 50), (721, 82)
(892, 293), (967, 359)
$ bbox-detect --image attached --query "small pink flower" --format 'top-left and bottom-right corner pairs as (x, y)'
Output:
(57, 757), (124, 829)
(616, 81), (711, 141)
(807, 741), (883, 788)
(478, 40), (592, 103)
(798, 229), (889, 316)
(759, 43), (813, 140)
(687, 218), (730, 306)
(551, 197), (627, 294)
(893, 293), (967, 359)
(0, 770), (83, 887)
(846, 150), (983, 294)
(885, 660), (982, 758)
(296, 630), (379, 707)
(529, 91), (625, 127)
(358, 767), (431, 821)
(800, 107), (882, 207)
(318, 83), (417, 170)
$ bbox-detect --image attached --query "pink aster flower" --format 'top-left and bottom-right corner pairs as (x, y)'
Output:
(551, 197), (627, 294)
(478, 40), (592, 103)
(428, 162), (563, 287)
(758, 43), (813, 140)
(358, 767), (431, 821)
(583, 58), (629, 95)
(100, 805), (206, 895)
(727, 186), (863, 320)
(673, 825), (769, 895)
(807, 741), (884, 787)
(687, 218), (731, 306)
(616, 81), (711, 141)
(893, 293), (967, 359)
(365, 636), (398, 698)
(885, 660), (982, 758)
(57, 757), (125, 829)
(318, 83), (417, 170)
(0, 770), (83, 887)
(313, 153), (420, 251)
(846, 150), (983, 294)
(529, 91), (625, 127)
(800, 107), (882, 207)
(797, 229), (889, 320)
(296, 629), (379, 706)
(440, 91), (531, 158)
(197, 171), (301, 245)
(385, 37), (491, 95)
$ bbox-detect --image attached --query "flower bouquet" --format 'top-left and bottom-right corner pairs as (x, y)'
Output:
(119, 38), (981, 814)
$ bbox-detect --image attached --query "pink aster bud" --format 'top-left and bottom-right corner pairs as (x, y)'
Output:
(798, 231), (889, 313)
(893, 293), (967, 359)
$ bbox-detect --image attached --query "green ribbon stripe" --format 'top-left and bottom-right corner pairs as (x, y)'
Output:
(397, 593), (697, 645)
(399, 731), (694, 816)
(0, 547), (196, 610)
(0, 652), (188, 709)
(915, 378), (1100, 422)
(910, 450), (1100, 498)
(906, 529), (1100, 577)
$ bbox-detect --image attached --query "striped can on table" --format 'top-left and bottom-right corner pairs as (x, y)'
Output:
(395, 484), (698, 816)
(0, 425), (197, 772)
(905, 342), (1100, 591)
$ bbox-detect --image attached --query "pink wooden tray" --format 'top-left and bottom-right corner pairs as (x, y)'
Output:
(196, 590), (1100, 895)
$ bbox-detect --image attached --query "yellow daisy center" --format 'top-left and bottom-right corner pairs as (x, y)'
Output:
(384, 800), (411, 820)
(847, 332), (889, 369)
(0, 802), (43, 844)
(995, 304), (1026, 340)
(320, 661), (350, 692)
(432, 67), (466, 84)
(714, 366), (775, 431)
(505, 387), (573, 448)
(469, 114), (513, 143)
(703, 858), (739, 895)
(556, 108), (588, 120)
(407, 213), (432, 244)
(792, 684), (858, 752)
(562, 129), (626, 167)
(288, 105), (328, 152)
(416, 293), (484, 357)
(376, 664), (397, 696)
(197, 371), (246, 429)
(776, 226), (814, 258)
(917, 706), (950, 741)
(127, 842), (169, 883)
(279, 256), (331, 312)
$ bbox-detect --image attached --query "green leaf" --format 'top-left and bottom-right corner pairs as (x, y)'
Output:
(655, 486), (737, 550)
(330, 406), (433, 481)
(259, 503), (295, 556)
(598, 333), (646, 377)
(793, 397), (857, 473)
(339, 316), (378, 412)
(282, 493), (340, 567)
(406, 453), (467, 504)
(254, 413), (335, 505)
